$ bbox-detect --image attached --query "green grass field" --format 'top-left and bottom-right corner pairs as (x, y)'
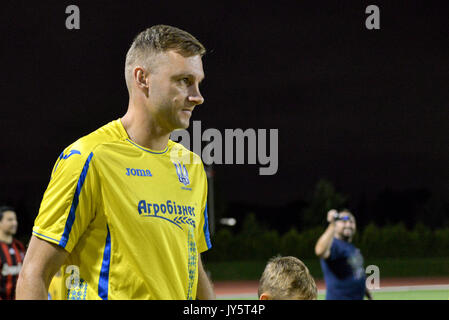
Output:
(317, 289), (449, 300)
(370, 289), (449, 300)
(219, 289), (449, 300)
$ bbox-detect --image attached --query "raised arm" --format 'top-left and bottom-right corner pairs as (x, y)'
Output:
(314, 210), (337, 259)
(16, 235), (68, 299)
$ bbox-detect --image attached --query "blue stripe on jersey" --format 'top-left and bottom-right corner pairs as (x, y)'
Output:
(59, 152), (94, 248)
(32, 231), (59, 243)
(98, 225), (111, 300)
(203, 203), (212, 249)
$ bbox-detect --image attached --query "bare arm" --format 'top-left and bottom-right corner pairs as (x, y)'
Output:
(314, 210), (337, 259)
(16, 235), (68, 300)
(196, 254), (215, 300)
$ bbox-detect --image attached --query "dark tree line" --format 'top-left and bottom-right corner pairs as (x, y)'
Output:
(218, 179), (449, 234)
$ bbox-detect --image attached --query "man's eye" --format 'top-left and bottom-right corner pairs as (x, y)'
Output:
(180, 78), (190, 85)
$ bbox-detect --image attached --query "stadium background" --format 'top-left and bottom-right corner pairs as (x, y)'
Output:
(1, 0), (448, 299)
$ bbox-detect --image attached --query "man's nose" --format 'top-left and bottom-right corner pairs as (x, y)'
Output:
(188, 87), (204, 106)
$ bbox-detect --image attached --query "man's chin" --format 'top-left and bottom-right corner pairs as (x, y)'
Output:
(341, 230), (354, 240)
(173, 124), (189, 131)
(168, 119), (190, 132)
(176, 119), (191, 130)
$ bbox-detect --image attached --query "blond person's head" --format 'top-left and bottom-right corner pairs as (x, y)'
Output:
(124, 25), (206, 131)
(258, 256), (317, 300)
(125, 25), (206, 94)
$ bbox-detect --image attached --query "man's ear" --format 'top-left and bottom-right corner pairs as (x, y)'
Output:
(134, 67), (149, 89)
(259, 292), (271, 300)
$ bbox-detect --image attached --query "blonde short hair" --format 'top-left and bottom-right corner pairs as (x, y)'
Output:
(258, 256), (318, 300)
(124, 24), (206, 91)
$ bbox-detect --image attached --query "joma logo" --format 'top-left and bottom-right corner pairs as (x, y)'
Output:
(126, 168), (152, 177)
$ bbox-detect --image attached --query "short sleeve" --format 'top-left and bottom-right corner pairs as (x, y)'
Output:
(32, 146), (99, 253)
(195, 164), (212, 254)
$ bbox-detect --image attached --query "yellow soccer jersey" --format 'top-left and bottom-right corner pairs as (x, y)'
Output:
(33, 119), (212, 300)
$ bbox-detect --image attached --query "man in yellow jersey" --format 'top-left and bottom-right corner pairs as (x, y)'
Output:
(16, 25), (215, 300)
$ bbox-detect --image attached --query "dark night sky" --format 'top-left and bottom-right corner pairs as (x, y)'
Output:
(1, 1), (449, 234)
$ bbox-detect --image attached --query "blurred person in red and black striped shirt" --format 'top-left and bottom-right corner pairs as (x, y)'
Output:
(0, 206), (25, 300)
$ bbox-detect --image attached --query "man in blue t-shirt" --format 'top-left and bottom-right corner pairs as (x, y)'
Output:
(315, 209), (373, 300)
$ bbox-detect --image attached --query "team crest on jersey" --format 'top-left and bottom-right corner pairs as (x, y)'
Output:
(173, 161), (190, 186)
